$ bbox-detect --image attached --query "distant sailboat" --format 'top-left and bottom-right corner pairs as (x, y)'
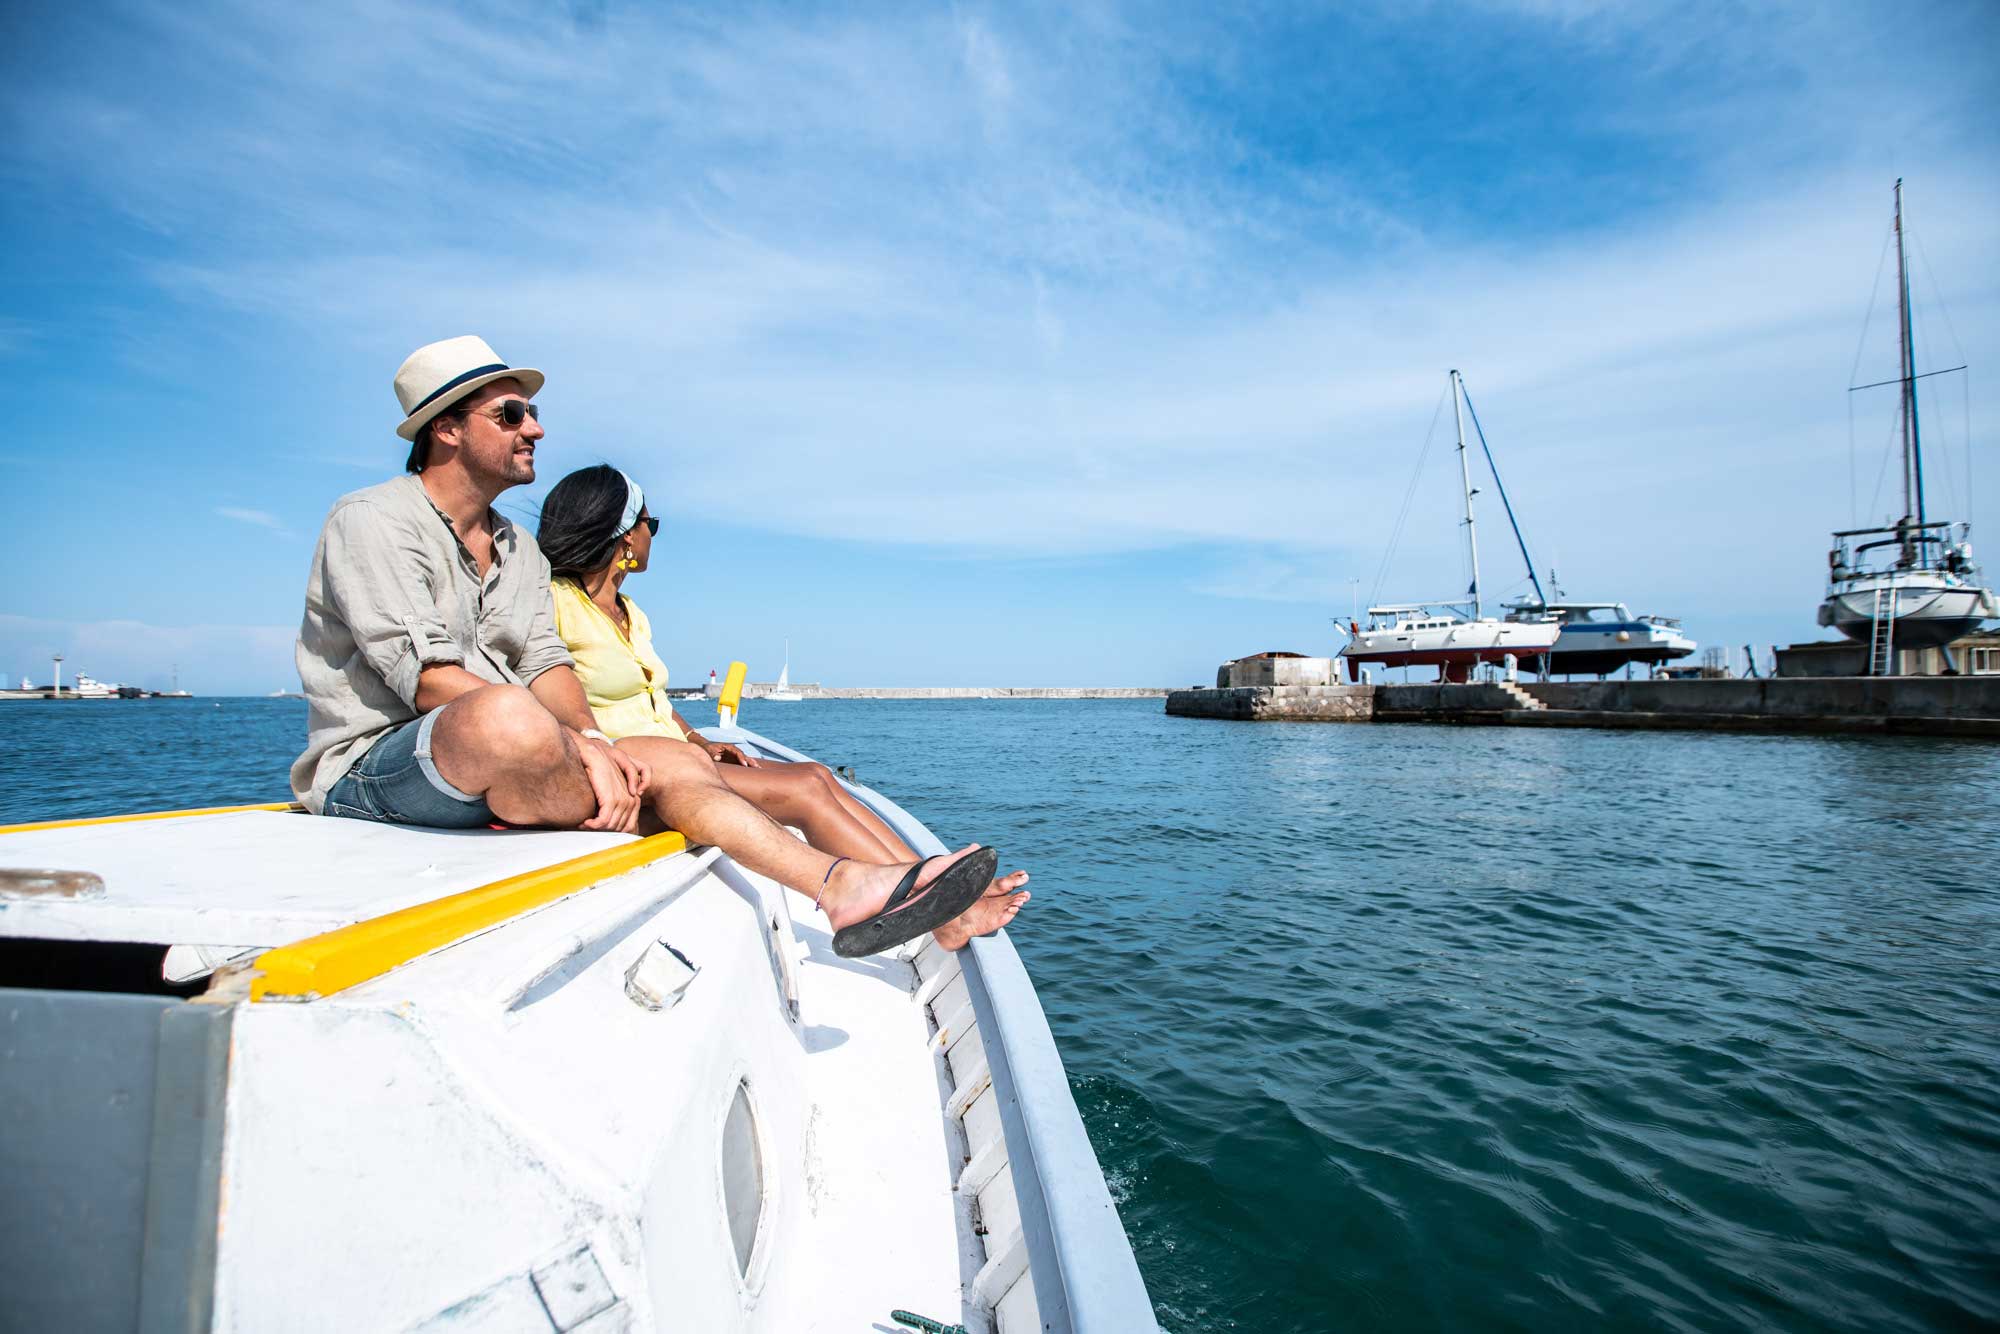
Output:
(766, 640), (804, 701)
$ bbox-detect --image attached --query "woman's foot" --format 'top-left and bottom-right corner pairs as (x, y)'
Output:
(820, 844), (987, 931)
(933, 869), (1031, 950)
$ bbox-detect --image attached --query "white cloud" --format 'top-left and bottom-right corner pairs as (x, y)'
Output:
(215, 507), (295, 537)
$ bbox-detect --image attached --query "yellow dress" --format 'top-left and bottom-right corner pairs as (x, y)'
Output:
(550, 579), (686, 741)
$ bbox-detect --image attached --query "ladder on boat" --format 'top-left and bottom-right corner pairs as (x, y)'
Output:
(1867, 583), (1898, 676)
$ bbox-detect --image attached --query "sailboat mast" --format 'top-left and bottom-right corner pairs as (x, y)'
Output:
(1895, 179), (1928, 560)
(1451, 369), (1482, 617)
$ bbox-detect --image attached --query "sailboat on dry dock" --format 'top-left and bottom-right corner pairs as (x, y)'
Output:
(1818, 180), (1997, 671)
(1340, 370), (1560, 682)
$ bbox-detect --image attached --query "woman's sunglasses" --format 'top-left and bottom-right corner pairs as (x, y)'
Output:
(633, 516), (661, 536)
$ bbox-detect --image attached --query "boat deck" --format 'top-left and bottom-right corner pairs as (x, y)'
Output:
(1, 808), (980, 1331)
(0, 807), (627, 946)
(2, 728), (1156, 1333)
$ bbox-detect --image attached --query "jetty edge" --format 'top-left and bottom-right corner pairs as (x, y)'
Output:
(1169, 669), (2000, 738)
(0, 723), (1157, 1334)
(719, 684), (1170, 699)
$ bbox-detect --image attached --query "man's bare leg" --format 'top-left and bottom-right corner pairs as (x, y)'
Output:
(716, 760), (1031, 949)
(797, 762), (1032, 945)
(618, 736), (989, 933)
(801, 763), (1032, 943)
(430, 704), (1004, 943)
(426, 685), (599, 826)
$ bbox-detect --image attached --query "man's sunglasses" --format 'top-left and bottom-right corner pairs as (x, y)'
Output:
(471, 399), (540, 427)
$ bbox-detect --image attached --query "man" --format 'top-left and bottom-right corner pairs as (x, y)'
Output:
(291, 336), (1009, 956)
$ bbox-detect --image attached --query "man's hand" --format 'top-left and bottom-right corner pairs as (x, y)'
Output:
(600, 738), (650, 796)
(576, 738), (642, 833)
(703, 741), (760, 768)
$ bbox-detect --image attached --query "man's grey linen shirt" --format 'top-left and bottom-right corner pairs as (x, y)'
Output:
(291, 473), (573, 812)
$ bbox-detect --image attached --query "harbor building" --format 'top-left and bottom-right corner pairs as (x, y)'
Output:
(1774, 629), (2000, 678)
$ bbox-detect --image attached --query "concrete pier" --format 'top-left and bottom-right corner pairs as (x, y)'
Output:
(771, 686), (1170, 699)
(1166, 684), (1374, 721)
(1165, 677), (2000, 737)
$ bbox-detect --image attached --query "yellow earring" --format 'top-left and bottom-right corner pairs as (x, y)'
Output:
(620, 553), (639, 571)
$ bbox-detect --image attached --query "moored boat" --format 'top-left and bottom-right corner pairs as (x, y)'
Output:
(1342, 604), (1557, 682)
(1341, 370), (1558, 682)
(70, 671), (121, 698)
(1506, 600), (1698, 676)
(1817, 182), (1997, 671)
(0, 694), (1155, 1332)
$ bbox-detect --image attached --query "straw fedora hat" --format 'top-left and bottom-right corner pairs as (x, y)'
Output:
(393, 335), (545, 441)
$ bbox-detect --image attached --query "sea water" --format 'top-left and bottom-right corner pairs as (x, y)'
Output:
(2, 697), (1996, 1333)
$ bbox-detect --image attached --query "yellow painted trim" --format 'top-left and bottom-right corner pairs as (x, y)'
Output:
(0, 802), (298, 836)
(718, 660), (748, 716)
(251, 830), (689, 1002)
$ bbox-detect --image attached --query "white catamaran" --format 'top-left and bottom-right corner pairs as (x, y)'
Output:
(0, 673), (1156, 1333)
(1341, 370), (1560, 682)
(1817, 181), (1997, 672)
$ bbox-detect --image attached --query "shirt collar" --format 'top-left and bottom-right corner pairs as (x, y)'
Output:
(412, 475), (515, 555)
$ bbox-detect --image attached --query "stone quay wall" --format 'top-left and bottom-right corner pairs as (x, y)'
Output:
(1166, 676), (2000, 736)
(807, 686), (1170, 699)
(1375, 677), (2000, 736)
(1165, 684), (1375, 721)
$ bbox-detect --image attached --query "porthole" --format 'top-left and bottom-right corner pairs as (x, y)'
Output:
(720, 1081), (765, 1279)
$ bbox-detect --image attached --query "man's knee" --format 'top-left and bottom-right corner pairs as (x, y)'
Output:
(439, 685), (565, 770)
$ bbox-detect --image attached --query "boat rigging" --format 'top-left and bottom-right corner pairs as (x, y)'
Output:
(1817, 180), (1996, 670)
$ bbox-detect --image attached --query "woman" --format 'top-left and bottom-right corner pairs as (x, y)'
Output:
(538, 465), (1028, 950)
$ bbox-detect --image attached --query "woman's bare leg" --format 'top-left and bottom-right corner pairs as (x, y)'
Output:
(714, 762), (899, 862)
(803, 764), (920, 859)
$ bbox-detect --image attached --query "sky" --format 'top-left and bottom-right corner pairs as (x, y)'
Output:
(2, 0), (1997, 693)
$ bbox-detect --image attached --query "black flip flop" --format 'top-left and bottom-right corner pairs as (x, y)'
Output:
(832, 847), (1000, 958)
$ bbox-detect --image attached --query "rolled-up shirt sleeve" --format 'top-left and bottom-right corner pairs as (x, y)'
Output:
(516, 551), (576, 684)
(321, 502), (464, 708)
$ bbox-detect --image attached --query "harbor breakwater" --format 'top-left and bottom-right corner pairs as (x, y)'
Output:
(780, 686), (1169, 699)
(1167, 677), (2000, 737)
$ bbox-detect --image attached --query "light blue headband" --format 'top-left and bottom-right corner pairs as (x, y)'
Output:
(617, 470), (645, 535)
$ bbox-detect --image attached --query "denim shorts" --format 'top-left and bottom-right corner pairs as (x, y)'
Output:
(324, 708), (495, 829)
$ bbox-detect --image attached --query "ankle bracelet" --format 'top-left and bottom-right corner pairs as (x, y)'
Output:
(816, 856), (850, 911)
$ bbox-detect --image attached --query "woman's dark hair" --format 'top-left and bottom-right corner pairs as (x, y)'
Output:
(538, 465), (635, 580)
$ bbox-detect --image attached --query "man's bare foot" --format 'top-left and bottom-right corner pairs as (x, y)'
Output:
(933, 869), (1030, 951)
(819, 843), (985, 931)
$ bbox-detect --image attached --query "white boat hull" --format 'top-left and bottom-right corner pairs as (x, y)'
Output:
(1339, 618), (1559, 682)
(1531, 623), (1698, 676)
(1818, 579), (1997, 650)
